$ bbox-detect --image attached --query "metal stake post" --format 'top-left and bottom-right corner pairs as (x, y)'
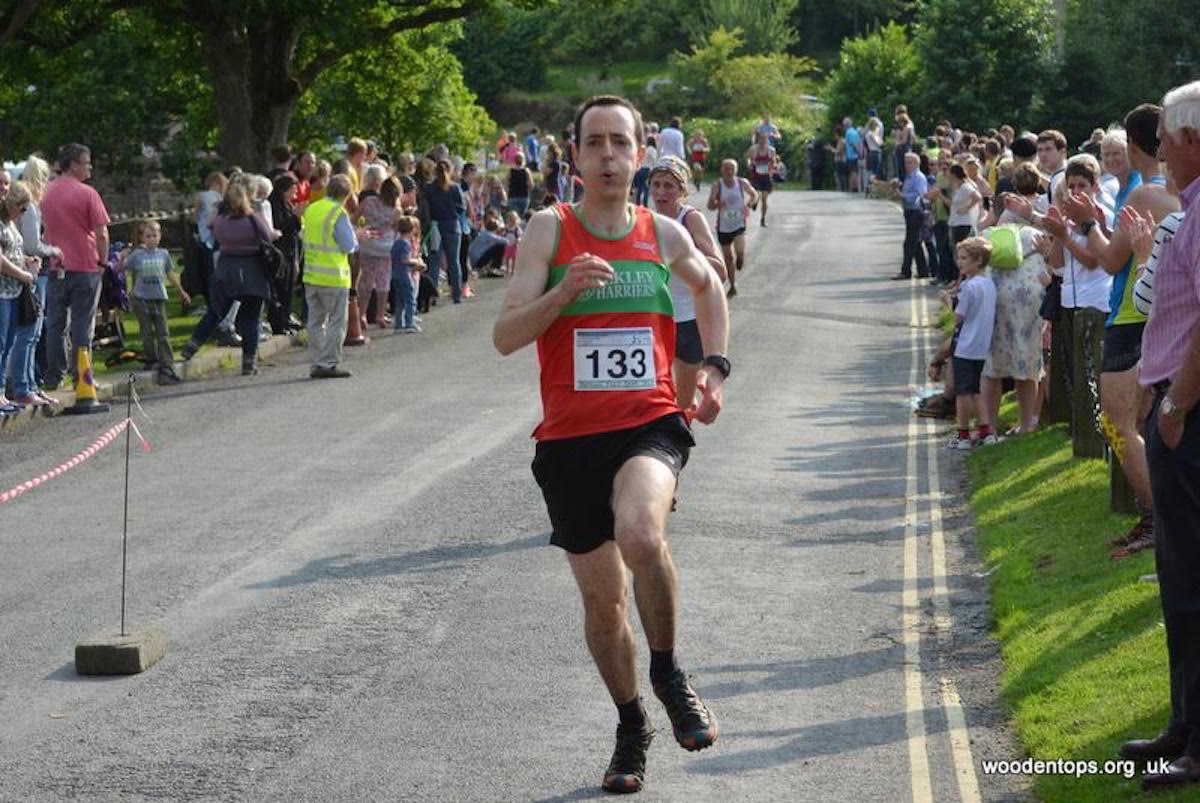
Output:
(120, 375), (134, 636)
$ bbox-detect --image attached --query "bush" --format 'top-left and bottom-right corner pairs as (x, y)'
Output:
(669, 27), (819, 121)
(822, 22), (921, 133)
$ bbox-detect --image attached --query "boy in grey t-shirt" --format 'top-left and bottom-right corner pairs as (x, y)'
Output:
(122, 219), (190, 384)
(950, 236), (997, 450)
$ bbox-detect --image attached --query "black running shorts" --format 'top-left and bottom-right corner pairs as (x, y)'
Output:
(675, 319), (703, 365)
(717, 227), (745, 245)
(531, 414), (694, 554)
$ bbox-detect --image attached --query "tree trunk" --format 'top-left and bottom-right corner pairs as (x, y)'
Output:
(195, 12), (302, 170)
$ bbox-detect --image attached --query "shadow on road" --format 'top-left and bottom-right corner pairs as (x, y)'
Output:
(696, 646), (905, 700)
(245, 532), (547, 589)
(683, 709), (947, 774)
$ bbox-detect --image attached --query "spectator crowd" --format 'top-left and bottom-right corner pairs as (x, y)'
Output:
(890, 80), (1200, 791)
(0, 110), (778, 416)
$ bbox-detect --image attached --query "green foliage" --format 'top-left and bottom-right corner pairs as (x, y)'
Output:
(0, 9), (208, 179)
(1042, 0), (1200, 146)
(453, 5), (550, 107)
(912, 0), (1055, 131)
(821, 22), (921, 133)
(669, 27), (819, 121)
(539, 0), (691, 64)
(684, 0), (800, 55)
(293, 29), (494, 159)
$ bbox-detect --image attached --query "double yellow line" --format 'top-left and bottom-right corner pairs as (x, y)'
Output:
(902, 284), (984, 803)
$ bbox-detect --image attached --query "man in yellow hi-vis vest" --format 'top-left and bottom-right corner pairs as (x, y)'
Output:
(302, 174), (358, 378)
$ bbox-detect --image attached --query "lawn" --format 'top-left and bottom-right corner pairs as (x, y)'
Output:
(966, 426), (1192, 802)
(541, 60), (670, 99)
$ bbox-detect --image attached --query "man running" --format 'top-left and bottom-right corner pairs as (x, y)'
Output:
(494, 95), (730, 795)
(745, 131), (778, 226)
(650, 156), (728, 409)
(708, 159), (759, 297)
(688, 129), (710, 191)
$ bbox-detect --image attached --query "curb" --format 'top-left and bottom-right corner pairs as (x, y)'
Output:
(1, 332), (304, 436)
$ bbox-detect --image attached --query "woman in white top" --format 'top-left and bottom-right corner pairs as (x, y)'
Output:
(649, 157), (727, 409)
(947, 164), (982, 243)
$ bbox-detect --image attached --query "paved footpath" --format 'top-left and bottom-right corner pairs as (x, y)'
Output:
(0, 191), (1031, 802)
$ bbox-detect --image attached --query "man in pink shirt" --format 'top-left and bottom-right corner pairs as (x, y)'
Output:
(40, 143), (110, 390)
(1126, 79), (1200, 791)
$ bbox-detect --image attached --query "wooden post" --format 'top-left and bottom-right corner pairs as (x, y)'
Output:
(1045, 319), (1072, 425)
(1110, 449), (1139, 514)
(1071, 312), (1106, 458)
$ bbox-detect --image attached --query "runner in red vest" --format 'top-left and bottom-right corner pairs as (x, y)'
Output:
(494, 95), (730, 795)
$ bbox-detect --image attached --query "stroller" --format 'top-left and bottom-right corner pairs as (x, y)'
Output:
(95, 241), (132, 363)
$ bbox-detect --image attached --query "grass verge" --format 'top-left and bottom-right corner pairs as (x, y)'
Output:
(966, 424), (1188, 801)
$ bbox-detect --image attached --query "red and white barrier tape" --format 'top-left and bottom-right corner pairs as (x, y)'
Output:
(0, 418), (149, 505)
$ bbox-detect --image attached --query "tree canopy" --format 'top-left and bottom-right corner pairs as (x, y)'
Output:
(1, 0), (506, 174)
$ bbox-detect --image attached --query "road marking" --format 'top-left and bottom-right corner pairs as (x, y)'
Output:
(916, 289), (984, 803)
(904, 282), (934, 803)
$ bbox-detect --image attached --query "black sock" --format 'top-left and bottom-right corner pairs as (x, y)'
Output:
(650, 648), (679, 685)
(616, 696), (647, 733)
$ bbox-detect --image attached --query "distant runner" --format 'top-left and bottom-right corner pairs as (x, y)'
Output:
(494, 95), (730, 795)
(746, 131), (778, 227)
(708, 159), (759, 298)
(688, 130), (711, 191)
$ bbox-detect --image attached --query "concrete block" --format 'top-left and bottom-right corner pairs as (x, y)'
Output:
(75, 627), (167, 675)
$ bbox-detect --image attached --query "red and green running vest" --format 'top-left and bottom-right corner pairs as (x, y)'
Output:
(534, 203), (680, 441)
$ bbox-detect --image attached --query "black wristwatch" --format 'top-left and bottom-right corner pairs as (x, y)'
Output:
(702, 354), (731, 380)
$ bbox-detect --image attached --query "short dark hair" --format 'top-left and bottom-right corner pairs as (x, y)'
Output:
(1037, 129), (1068, 151)
(574, 95), (645, 146)
(272, 173), (297, 196)
(1065, 155), (1101, 185)
(271, 144), (292, 164)
(669, 117), (681, 129)
(57, 143), (90, 173)
(1125, 103), (1161, 158)
(950, 164), (967, 181)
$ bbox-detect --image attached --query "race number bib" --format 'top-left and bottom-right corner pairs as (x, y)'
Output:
(753, 162), (770, 175)
(574, 328), (656, 391)
(721, 206), (744, 227)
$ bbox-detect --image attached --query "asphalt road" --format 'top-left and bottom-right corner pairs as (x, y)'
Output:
(0, 191), (1030, 802)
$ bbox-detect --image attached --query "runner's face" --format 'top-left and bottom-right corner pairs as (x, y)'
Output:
(721, 162), (736, 181)
(577, 105), (644, 197)
(649, 175), (683, 211)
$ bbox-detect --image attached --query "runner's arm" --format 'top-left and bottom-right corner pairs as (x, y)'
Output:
(742, 178), (760, 208)
(707, 182), (721, 210)
(683, 209), (727, 281)
(493, 211), (612, 355)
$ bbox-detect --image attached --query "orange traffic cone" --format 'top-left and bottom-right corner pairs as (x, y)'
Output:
(343, 289), (368, 347)
(63, 347), (110, 415)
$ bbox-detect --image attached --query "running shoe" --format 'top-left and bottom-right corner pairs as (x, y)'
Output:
(652, 670), (719, 751)
(979, 434), (1004, 446)
(947, 437), (974, 451)
(602, 724), (654, 794)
